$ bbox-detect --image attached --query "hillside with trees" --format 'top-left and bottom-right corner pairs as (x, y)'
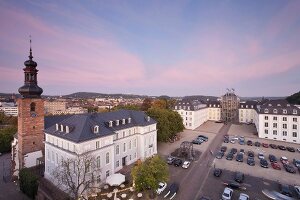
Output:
(286, 91), (300, 104)
(0, 112), (17, 153)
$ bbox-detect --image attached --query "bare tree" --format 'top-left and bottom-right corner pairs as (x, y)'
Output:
(52, 152), (102, 199)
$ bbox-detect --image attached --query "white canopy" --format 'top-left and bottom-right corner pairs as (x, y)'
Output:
(105, 173), (125, 186)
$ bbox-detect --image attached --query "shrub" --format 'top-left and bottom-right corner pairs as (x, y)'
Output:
(19, 168), (39, 199)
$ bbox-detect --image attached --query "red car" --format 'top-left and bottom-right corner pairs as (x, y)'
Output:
(271, 162), (281, 170)
(280, 156), (289, 165)
(262, 143), (269, 148)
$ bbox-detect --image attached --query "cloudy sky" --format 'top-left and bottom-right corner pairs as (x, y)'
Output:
(0, 0), (300, 97)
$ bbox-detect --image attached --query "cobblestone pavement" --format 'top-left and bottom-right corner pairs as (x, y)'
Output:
(0, 153), (29, 200)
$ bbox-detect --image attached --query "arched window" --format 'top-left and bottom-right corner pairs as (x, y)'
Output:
(106, 152), (109, 164)
(96, 156), (100, 168)
(30, 102), (36, 112)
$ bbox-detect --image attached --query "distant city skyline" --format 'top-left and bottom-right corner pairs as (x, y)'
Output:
(0, 0), (300, 97)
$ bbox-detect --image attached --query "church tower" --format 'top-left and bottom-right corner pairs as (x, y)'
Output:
(14, 40), (44, 172)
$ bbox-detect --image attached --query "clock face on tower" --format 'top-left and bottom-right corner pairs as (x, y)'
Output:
(31, 112), (37, 117)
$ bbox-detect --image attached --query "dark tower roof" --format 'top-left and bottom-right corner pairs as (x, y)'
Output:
(18, 38), (43, 98)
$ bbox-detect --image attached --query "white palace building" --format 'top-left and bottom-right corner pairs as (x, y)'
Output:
(174, 98), (300, 144)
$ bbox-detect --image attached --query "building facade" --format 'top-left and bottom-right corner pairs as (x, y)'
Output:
(44, 110), (157, 193)
(0, 102), (18, 116)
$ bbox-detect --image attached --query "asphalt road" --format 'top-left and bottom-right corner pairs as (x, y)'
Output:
(159, 123), (231, 200)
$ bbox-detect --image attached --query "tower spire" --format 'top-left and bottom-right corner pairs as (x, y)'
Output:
(29, 35), (33, 60)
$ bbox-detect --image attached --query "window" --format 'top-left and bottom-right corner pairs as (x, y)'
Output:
(264, 129), (268, 134)
(122, 119), (125, 125)
(134, 139), (137, 148)
(293, 118), (297, 122)
(128, 118), (131, 123)
(130, 155), (132, 160)
(56, 153), (58, 165)
(97, 156), (100, 168)
(273, 123), (277, 128)
(293, 124), (297, 130)
(273, 130), (277, 135)
(283, 124), (287, 129)
(283, 109), (287, 114)
(293, 109), (297, 114)
(129, 141), (132, 150)
(116, 120), (119, 126)
(273, 109), (277, 114)
(123, 143), (126, 152)
(47, 150), (50, 160)
(116, 145), (120, 155)
(264, 109), (269, 113)
(106, 152), (109, 164)
(52, 151), (54, 162)
(273, 116), (277, 121)
(30, 102), (36, 112)
(283, 117), (287, 121)
(96, 141), (100, 149)
(106, 170), (110, 178)
(175, 106), (177, 109)
(109, 121), (113, 127)
(293, 132), (297, 137)
(265, 116), (268, 120)
(94, 126), (99, 133)
(265, 122), (268, 127)
(97, 175), (101, 183)
(116, 160), (120, 167)
(282, 131), (287, 136)
(134, 152), (137, 158)
(129, 130), (131, 135)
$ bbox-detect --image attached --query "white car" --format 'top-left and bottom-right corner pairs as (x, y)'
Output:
(182, 161), (191, 169)
(294, 185), (300, 196)
(156, 182), (167, 195)
(222, 187), (233, 200)
(239, 193), (249, 200)
(297, 147), (300, 153)
(230, 139), (236, 144)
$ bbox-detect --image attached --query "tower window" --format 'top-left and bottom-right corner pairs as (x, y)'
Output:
(30, 102), (36, 112)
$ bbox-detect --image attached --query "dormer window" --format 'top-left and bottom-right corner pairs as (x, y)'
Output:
(147, 116), (150, 122)
(128, 118), (131, 123)
(122, 119), (125, 125)
(209, 104), (211, 107)
(66, 126), (70, 133)
(273, 109), (277, 114)
(283, 109), (287, 114)
(60, 124), (64, 132)
(109, 121), (113, 127)
(268, 104), (272, 107)
(56, 123), (59, 131)
(277, 104), (281, 106)
(241, 105), (243, 108)
(183, 106), (186, 109)
(218, 105), (220, 107)
(293, 109), (297, 114)
(287, 104), (290, 107)
(246, 105), (248, 108)
(264, 109), (269, 113)
(175, 106), (177, 109)
(116, 120), (119, 126)
(251, 105), (253, 108)
(94, 125), (99, 133)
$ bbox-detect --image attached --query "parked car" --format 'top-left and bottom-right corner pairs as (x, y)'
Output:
(247, 151), (254, 158)
(297, 147), (300, 153)
(226, 153), (234, 161)
(262, 143), (269, 148)
(268, 154), (277, 163)
(269, 144), (278, 149)
(173, 158), (183, 167)
(236, 153), (244, 162)
(279, 184), (293, 197)
(227, 181), (241, 189)
(284, 164), (296, 173)
(216, 151), (224, 159)
(198, 135), (208, 142)
(239, 149), (245, 154)
(182, 161), (191, 169)
(156, 182), (167, 195)
(193, 138), (203, 145)
(238, 193), (249, 200)
(167, 156), (175, 164)
(213, 168), (222, 177)
(280, 156), (289, 165)
(254, 141), (261, 147)
(293, 159), (300, 168)
(230, 139), (236, 144)
(247, 140), (253, 146)
(258, 153), (264, 160)
(239, 139), (245, 145)
(271, 162), (281, 170)
(234, 172), (244, 183)
(247, 157), (255, 166)
(230, 148), (237, 154)
(294, 186), (300, 198)
(221, 146), (227, 152)
(278, 145), (287, 150)
(222, 187), (233, 200)
(286, 146), (296, 152)
(260, 159), (269, 168)
(224, 138), (229, 143)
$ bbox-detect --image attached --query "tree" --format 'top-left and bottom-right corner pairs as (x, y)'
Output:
(147, 108), (184, 142)
(141, 98), (153, 111)
(19, 168), (39, 199)
(51, 152), (101, 199)
(112, 104), (141, 111)
(0, 126), (16, 153)
(286, 91), (300, 104)
(131, 155), (169, 193)
(152, 99), (167, 109)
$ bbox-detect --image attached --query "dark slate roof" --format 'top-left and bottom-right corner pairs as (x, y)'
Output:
(239, 100), (258, 109)
(206, 100), (221, 106)
(44, 110), (156, 143)
(174, 100), (207, 111)
(256, 99), (300, 116)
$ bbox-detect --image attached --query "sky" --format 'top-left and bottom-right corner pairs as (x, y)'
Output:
(0, 0), (300, 97)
